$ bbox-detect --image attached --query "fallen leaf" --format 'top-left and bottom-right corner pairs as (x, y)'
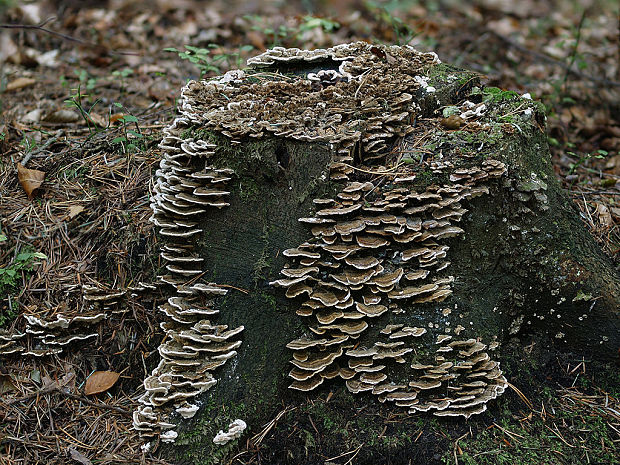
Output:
(440, 115), (465, 130)
(17, 4), (42, 25)
(87, 112), (108, 127)
(68, 205), (85, 218)
(5, 77), (36, 92)
(84, 371), (120, 395)
(17, 163), (45, 200)
(0, 32), (18, 64)
(0, 375), (16, 395)
(22, 109), (43, 124)
(109, 113), (127, 125)
(41, 374), (56, 390)
(595, 202), (613, 228)
(43, 109), (80, 124)
(36, 49), (60, 68)
(246, 30), (266, 51)
(30, 369), (41, 384)
(68, 448), (92, 465)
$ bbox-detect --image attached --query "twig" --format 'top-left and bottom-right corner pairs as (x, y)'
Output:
(250, 406), (295, 446)
(453, 432), (469, 465)
(545, 424), (575, 448)
(343, 443), (364, 465)
(20, 137), (60, 166)
(507, 382), (534, 410)
(0, 17), (140, 56)
(568, 190), (620, 196)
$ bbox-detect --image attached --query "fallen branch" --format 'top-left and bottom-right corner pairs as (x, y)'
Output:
(0, 17), (141, 56)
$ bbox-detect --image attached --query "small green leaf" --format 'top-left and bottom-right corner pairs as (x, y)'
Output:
(573, 290), (593, 302)
(15, 252), (33, 262)
(442, 106), (460, 117)
(121, 115), (139, 123)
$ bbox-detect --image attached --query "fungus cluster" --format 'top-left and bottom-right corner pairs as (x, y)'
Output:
(278, 158), (508, 417)
(1, 285), (128, 357)
(212, 419), (247, 445)
(138, 114), (244, 441)
(178, 42), (440, 167)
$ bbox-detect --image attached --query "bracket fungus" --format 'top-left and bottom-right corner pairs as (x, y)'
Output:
(136, 112), (246, 441)
(5, 284), (129, 357)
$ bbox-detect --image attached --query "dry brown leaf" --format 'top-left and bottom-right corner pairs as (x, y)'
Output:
(88, 112), (108, 127)
(595, 202), (613, 228)
(0, 32), (18, 64)
(68, 205), (85, 218)
(109, 113), (127, 125)
(5, 77), (36, 91)
(43, 109), (80, 124)
(246, 30), (266, 51)
(68, 448), (92, 465)
(0, 375), (16, 395)
(84, 371), (120, 395)
(17, 163), (45, 199)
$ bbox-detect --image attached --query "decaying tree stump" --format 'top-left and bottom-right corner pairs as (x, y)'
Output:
(137, 43), (619, 461)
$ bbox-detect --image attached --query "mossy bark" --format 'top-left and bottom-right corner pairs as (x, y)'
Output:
(167, 69), (619, 465)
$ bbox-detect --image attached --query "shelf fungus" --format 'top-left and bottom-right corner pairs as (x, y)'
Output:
(9, 285), (125, 357)
(138, 78), (249, 441)
(279, 159), (509, 417)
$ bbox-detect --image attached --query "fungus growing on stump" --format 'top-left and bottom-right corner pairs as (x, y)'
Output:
(146, 41), (619, 456)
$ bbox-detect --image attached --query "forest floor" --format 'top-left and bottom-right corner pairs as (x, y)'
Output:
(0, 1), (619, 464)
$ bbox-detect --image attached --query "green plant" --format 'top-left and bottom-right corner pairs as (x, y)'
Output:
(244, 15), (294, 47)
(164, 44), (254, 78)
(364, 1), (417, 45)
(112, 68), (134, 95)
(568, 149), (608, 175)
(19, 134), (38, 153)
(0, 240), (47, 327)
(74, 69), (97, 91)
(64, 85), (100, 133)
(297, 15), (340, 37)
(110, 102), (144, 154)
(482, 87), (520, 103)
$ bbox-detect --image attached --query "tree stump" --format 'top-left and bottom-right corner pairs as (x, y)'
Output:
(137, 43), (619, 461)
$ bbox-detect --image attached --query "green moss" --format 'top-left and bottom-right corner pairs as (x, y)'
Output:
(424, 63), (477, 88)
(450, 404), (618, 465)
(481, 86), (520, 103)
